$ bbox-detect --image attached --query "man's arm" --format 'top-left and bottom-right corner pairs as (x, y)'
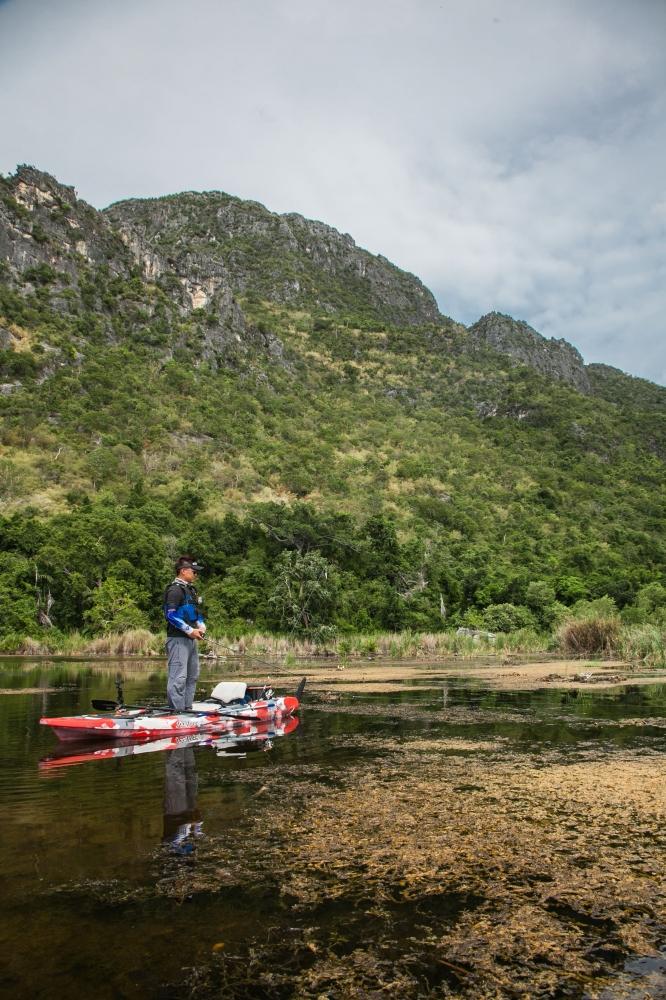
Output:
(165, 605), (195, 635)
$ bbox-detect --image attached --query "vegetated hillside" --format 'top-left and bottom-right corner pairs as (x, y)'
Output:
(0, 164), (665, 641)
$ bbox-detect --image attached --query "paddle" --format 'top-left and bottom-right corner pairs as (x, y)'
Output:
(92, 699), (166, 712)
(91, 700), (263, 719)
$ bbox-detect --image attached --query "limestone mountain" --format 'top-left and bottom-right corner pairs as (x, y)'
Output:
(0, 165), (280, 371)
(0, 164), (665, 638)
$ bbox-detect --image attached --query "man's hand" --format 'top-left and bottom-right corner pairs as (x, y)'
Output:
(190, 628), (205, 640)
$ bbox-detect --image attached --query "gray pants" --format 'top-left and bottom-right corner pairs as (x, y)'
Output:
(166, 636), (200, 710)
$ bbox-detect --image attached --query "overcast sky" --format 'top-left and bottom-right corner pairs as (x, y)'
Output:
(1, 0), (665, 383)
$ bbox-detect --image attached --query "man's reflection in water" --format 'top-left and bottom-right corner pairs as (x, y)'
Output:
(162, 747), (203, 856)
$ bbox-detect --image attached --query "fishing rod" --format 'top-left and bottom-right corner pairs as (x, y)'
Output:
(207, 639), (285, 676)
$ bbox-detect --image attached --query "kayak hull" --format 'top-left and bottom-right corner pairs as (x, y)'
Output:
(41, 695), (300, 742)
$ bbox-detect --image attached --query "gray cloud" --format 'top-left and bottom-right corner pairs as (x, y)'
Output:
(1, 0), (664, 382)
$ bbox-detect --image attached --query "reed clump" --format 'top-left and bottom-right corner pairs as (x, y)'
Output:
(16, 636), (51, 655)
(556, 616), (621, 656)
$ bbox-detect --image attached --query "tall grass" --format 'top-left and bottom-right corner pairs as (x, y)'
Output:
(205, 628), (549, 659)
(15, 636), (51, 655)
(494, 629), (548, 654)
(83, 629), (161, 656)
(4, 622), (663, 664)
(619, 624), (666, 666)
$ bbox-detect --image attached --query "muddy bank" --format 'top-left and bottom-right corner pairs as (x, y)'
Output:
(273, 658), (665, 693)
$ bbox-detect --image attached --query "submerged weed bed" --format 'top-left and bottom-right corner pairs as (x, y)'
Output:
(191, 745), (665, 997)
(59, 727), (665, 998)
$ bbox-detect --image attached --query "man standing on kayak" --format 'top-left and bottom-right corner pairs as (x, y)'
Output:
(164, 557), (206, 711)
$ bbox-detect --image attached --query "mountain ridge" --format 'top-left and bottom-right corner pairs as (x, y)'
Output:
(4, 164), (662, 396)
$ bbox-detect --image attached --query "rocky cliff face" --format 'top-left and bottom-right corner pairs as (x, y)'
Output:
(104, 191), (440, 328)
(0, 165), (133, 285)
(0, 166), (281, 366)
(467, 312), (591, 394)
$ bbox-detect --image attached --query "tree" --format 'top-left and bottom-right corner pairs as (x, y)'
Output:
(0, 552), (38, 635)
(524, 580), (566, 628)
(204, 560), (273, 633)
(83, 577), (149, 635)
(622, 582), (666, 625)
(269, 550), (337, 637)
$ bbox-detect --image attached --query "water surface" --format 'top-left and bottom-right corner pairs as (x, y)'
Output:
(1, 658), (664, 998)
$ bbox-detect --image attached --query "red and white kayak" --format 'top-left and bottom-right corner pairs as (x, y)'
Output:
(40, 680), (303, 742)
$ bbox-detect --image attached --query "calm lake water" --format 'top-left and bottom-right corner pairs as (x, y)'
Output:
(1, 658), (665, 999)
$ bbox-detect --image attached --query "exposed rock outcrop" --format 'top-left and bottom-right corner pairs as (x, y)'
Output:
(0, 165), (134, 285)
(467, 311), (591, 394)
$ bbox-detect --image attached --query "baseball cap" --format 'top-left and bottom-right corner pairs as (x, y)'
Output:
(177, 559), (204, 574)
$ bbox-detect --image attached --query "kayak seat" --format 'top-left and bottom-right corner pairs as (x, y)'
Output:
(209, 681), (247, 705)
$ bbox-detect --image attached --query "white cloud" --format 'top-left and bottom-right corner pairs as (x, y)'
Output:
(0, 0), (664, 382)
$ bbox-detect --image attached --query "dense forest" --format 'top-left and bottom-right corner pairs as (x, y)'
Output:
(1, 165), (665, 650)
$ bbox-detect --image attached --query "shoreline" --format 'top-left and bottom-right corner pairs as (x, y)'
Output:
(1, 651), (665, 691)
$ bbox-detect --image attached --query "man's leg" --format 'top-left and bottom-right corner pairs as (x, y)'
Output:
(166, 637), (190, 710)
(184, 641), (200, 709)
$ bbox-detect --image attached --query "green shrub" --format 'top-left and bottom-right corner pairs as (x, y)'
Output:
(621, 583), (666, 626)
(0, 632), (25, 653)
(525, 581), (556, 609)
(83, 578), (150, 635)
(481, 603), (536, 633)
(31, 223), (48, 244)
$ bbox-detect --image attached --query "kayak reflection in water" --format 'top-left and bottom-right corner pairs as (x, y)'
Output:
(163, 747), (203, 856)
(39, 716), (299, 771)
